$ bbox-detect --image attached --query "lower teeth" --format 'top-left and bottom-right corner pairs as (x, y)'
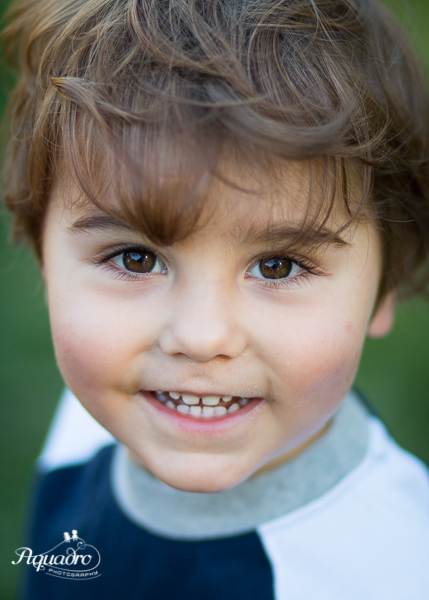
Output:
(155, 393), (249, 418)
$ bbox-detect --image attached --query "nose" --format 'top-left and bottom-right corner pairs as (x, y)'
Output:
(158, 282), (246, 362)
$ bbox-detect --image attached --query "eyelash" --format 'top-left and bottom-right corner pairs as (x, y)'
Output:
(91, 245), (165, 282)
(249, 257), (323, 290)
(91, 245), (325, 288)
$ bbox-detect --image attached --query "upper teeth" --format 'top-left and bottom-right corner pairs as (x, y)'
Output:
(168, 393), (233, 406)
(182, 394), (201, 405)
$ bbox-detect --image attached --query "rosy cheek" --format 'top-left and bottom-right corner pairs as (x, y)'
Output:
(268, 317), (363, 402)
(51, 321), (107, 390)
(49, 297), (128, 389)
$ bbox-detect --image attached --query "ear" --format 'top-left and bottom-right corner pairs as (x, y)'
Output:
(367, 292), (395, 338)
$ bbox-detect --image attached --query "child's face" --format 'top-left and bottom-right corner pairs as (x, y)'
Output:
(42, 160), (393, 492)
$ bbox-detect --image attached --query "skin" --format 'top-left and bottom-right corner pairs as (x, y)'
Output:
(42, 161), (394, 493)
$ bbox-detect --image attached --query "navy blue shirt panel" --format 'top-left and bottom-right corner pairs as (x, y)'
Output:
(21, 446), (275, 600)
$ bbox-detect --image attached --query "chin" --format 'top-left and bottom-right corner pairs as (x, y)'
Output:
(164, 475), (241, 494)
(146, 455), (252, 493)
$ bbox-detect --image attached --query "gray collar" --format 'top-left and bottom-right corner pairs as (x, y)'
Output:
(111, 391), (369, 540)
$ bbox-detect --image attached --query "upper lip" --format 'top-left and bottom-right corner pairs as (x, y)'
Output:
(147, 390), (258, 398)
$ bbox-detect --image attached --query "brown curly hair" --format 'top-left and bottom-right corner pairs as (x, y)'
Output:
(2, 0), (429, 300)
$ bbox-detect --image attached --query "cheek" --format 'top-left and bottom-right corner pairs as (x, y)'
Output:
(296, 328), (361, 395)
(258, 303), (366, 401)
(48, 288), (155, 392)
(50, 307), (118, 391)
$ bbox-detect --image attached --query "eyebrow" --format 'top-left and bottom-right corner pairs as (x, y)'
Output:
(70, 211), (350, 250)
(70, 213), (136, 233)
(236, 223), (350, 249)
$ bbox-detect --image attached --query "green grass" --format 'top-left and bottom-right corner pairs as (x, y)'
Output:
(1, 1), (429, 599)
(0, 214), (63, 597)
(356, 301), (429, 463)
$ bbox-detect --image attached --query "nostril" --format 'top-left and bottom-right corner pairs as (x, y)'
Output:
(157, 297), (246, 361)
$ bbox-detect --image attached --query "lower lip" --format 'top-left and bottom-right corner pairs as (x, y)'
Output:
(139, 391), (264, 434)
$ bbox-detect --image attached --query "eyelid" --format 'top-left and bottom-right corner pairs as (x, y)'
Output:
(245, 253), (326, 291)
(93, 243), (165, 264)
(88, 243), (168, 280)
(88, 244), (166, 278)
(246, 252), (320, 275)
(248, 259), (300, 280)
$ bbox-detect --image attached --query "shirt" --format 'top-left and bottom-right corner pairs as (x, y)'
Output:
(20, 389), (429, 599)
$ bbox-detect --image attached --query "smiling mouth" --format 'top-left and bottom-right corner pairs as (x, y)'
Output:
(152, 391), (252, 418)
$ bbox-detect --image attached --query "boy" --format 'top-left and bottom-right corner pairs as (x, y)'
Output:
(3, 0), (429, 598)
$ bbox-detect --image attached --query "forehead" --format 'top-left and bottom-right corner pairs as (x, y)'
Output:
(55, 152), (361, 251)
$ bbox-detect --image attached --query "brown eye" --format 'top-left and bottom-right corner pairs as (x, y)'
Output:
(249, 257), (299, 280)
(114, 249), (165, 274)
(258, 257), (293, 279)
(123, 251), (155, 272)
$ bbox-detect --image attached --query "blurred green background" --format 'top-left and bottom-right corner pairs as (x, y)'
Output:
(1, 0), (429, 598)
